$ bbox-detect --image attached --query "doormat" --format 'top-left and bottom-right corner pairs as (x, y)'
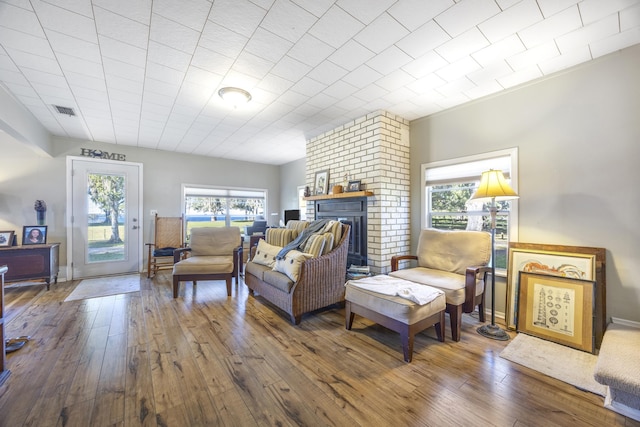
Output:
(64, 274), (141, 302)
(500, 333), (606, 396)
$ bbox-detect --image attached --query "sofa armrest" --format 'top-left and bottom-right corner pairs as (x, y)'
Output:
(391, 255), (418, 272)
(173, 247), (191, 263)
(463, 265), (492, 312)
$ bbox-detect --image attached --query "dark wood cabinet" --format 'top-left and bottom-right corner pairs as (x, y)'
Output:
(0, 244), (60, 289)
(314, 197), (368, 267)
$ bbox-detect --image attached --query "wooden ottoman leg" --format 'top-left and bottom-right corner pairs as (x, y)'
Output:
(173, 276), (180, 298)
(401, 327), (414, 363)
(225, 276), (232, 296)
(345, 301), (355, 330)
(435, 310), (445, 342)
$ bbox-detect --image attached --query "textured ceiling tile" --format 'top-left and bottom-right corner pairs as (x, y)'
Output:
(389, 0), (453, 31)
(538, 45), (591, 74)
(65, 71), (107, 91)
(478, 0), (543, 43)
(288, 34), (335, 67)
(49, 0), (94, 18)
(147, 41), (192, 72)
(153, 0), (211, 30)
(270, 55), (311, 82)
(342, 64), (383, 88)
(464, 80), (504, 100)
(94, 6), (148, 49)
(354, 12), (409, 53)
(93, 0), (152, 25)
(33, 1), (97, 43)
(150, 13), (201, 54)
(47, 30), (101, 63)
(435, 0), (501, 37)
(106, 74), (144, 94)
(289, 0), (333, 17)
(21, 67), (67, 86)
(497, 65), (542, 88)
(338, 0), (397, 25)
(375, 68), (415, 92)
(518, 6), (582, 48)
(3, 81), (37, 97)
(290, 76), (325, 97)
(590, 26), (640, 58)
(98, 36), (146, 68)
(0, 3), (46, 37)
(466, 60), (512, 85)
(366, 45), (412, 75)
(210, 0), (266, 37)
(308, 5), (365, 48)
(261, 0), (317, 43)
(507, 40), (559, 70)
(327, 39), (375, 71)
(435, 56), (481, 81)
(395, 20), (451, 58)
(536, 0), (580, 18)
(435, 27), (489, 62)
(307, 61), (348, 85)
(402, 51), (448, 78)
(556, 14), (619, 52)
(405, 73), (447, 93)
(472, 34), (525, 66)
(191, 45), (235, 75)
(621, 3), (640, 30)
(579, 0), (639, 25)
(103, 57), (145, 82)
(245, 27), (293, 63)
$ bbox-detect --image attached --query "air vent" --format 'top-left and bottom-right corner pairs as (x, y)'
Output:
(53, 105), (75, 116)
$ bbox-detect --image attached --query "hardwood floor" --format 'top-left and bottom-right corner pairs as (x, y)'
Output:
(1, 274), (638, 427)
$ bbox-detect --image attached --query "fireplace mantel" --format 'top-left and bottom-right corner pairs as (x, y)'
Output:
(304, 190), (373, 201)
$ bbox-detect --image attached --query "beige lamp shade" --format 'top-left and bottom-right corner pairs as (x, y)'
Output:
(470, 169), (519, 201)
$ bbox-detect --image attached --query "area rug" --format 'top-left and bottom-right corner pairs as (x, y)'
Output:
(64, 274), (141, 302)
(500, 333), (606, 396)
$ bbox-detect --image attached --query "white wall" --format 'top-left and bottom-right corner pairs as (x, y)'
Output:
(410, 44), (640, 322)
(279, 157), (306, 222)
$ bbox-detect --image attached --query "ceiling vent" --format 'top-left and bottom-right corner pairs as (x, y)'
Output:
(53, 105), (75, 116)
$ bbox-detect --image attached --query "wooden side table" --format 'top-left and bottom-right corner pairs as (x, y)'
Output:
(0, 243), (59, 289)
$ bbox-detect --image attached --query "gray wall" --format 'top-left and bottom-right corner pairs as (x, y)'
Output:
(279, 157), (306, 221)
(410, 44), (640, 323)
(0, 133), (282, 272)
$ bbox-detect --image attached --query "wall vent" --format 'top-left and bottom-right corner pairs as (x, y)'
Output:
(53, 105), (75, 116)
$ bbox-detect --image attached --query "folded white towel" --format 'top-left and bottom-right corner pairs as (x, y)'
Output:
(347, 276), (443, 305)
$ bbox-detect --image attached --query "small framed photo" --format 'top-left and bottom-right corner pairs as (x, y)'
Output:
(0, 230), (14, 247)
(22, 226), (47, 245)
(314, 169), (329, 195)
(517, 271), (595, 353)
(346, 180), (361, 192)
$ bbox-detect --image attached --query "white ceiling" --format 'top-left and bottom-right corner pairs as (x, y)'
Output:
(0, 0), (639, 165)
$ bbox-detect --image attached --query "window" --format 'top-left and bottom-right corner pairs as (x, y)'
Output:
(421, 148), (518, 271)
(182, 185), (267, 235)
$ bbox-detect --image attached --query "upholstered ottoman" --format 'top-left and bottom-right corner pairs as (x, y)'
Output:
(345, 275), (446, 362)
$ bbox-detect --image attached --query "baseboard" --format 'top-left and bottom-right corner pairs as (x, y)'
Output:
(604, 388), (640, 422)
(611, 317), (640, 329)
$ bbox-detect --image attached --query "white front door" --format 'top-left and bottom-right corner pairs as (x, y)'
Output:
(67, 157), (143, 279)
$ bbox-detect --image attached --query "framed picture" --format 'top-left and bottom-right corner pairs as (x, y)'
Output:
(314, 169), (329, 195)
(22, 225), (47, 245)
(346, 180), (361, 192)
(506, 243), (600, 331)
(0, 230), (14, 247)
(517, 272), (595, 353)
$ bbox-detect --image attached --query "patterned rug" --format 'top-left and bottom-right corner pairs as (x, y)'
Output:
(500, 333), (606, 396)
(64, 274), (141, 302)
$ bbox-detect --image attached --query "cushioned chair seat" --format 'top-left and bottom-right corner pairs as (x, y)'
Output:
(172, 255), (233, 275)
(153, 247), (177, 257)
(389, 267), (484, 306)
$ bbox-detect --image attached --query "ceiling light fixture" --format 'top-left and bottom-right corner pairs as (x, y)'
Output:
(218, 87), (252, 108)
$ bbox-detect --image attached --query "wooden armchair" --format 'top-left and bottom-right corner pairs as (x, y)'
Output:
(390, 228), (491, 341)
(145, 214), (185, 278)
(172, 227), (243, 298)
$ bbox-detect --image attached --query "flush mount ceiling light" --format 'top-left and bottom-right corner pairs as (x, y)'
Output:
(218, 87), (252, 107)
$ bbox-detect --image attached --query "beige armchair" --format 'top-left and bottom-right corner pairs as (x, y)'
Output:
(390, 228), (491, 341)
(172, 227), (242, 298)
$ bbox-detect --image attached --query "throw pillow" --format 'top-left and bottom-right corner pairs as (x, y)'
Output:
(321, 232), (335, 255)
(302, 234), (325, 258)
(273, 250), (312, 282)
(324, 220), (343, 245)
(252, 240), (282, 268)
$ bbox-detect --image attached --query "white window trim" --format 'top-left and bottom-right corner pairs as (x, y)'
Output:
(420, 147), (519, 241)
(181, 183), (270, 225)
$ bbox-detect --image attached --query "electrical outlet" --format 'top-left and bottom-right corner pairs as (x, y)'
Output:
(150, 209), (158, 216)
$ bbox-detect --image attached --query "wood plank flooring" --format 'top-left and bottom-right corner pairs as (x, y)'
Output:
(1, 273), (638, 427)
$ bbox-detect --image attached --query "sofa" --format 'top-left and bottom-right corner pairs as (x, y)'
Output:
(245, 221), (350, 324)
(390, 228), (491, 341)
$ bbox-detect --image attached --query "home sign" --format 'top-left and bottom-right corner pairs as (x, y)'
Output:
(80, 148), (126, 161)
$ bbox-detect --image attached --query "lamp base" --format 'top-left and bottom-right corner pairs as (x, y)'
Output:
(477, 324), (510, 341)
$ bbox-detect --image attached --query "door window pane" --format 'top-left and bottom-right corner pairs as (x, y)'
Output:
(87, 172), (126, 262)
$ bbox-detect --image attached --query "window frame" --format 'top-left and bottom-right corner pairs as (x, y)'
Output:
(420, 148), (519, 273)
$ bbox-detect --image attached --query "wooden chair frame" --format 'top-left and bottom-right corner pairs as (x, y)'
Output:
(145, 214), (185, 278)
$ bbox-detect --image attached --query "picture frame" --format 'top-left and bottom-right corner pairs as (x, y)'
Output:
(0, 230), (14, 247)
(314, 169), (329, 195)
(22, 225), (47, 245)
(506, 246), (596, 330)
(346, 180), (361, 192)
(517, 271), (595, 353)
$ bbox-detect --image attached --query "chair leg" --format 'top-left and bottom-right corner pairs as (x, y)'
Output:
(225, 277), (232, 297)
(435, 310), (445, 342)
(478, 299), (486, 322)
(448, 304), (463, 342)
(400, 327), (414, 363)
(173, 276), (180, 298)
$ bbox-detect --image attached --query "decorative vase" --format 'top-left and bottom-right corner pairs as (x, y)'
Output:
(36, 210), (46, 225)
